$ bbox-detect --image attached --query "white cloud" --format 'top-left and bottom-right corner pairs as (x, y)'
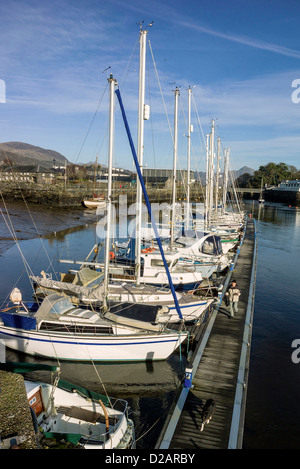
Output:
(176, 19), (300, 59)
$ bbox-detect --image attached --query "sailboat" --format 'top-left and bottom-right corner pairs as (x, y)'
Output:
(83, 196), (106, 209)
(31, 27), (213, 323)
(83, 156), (106, 209)
(110, 85), (210, 285)
(32, 266), (214, 324)
(0, 362), (135, 449)
(192, 126), (245, 254)
(0, 73), (191, 359)
(0, 288), (188, 361)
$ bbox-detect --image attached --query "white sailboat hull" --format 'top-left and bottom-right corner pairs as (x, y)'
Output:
(159, 298), (214, 323)
(0, 327), (188, 362)
(83, 199), (106, 209)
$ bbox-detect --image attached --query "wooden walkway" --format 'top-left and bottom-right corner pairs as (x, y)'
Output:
(156, 217), (257, 449)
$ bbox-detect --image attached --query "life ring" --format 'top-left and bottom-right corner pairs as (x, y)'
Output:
(109, 251), (115, 260)
(141, 247), (155, 253)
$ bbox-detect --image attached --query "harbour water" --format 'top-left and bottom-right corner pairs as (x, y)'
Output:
(0, 199), (299, 449)
(243, 201), (300, 449)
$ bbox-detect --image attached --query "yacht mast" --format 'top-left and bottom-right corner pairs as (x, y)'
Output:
(215, 136), (221, 217)
(222, 148), (229, 214)
(186, 86), (192, 227)
(135, 27), (148, 285)
(171, 87), (180, 250)
(205, 133), (209, 229)
(208, 119), (215, 227)
(103, 74), (117, 308)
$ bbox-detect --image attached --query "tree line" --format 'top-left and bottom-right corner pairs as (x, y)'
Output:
(237, 162), (300, 188)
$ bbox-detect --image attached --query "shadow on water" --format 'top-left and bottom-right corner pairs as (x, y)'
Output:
(6, 348), (187, 449)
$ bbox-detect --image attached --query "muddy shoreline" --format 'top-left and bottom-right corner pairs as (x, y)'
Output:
(0, 200), (97, 256)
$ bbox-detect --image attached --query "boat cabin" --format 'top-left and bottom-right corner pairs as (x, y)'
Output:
(173, 230), (223, 256)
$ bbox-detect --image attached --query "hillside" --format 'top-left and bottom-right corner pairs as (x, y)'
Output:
(0, 142), (69, 167)
(194, 166), (255, 184)
(235, 166), (255, 178)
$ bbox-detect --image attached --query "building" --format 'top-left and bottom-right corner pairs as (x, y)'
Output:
(0, 165), (57, 184)
(141, 168), (195, 187)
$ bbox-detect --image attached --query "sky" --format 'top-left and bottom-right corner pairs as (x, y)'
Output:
(1, 0), (300, 173)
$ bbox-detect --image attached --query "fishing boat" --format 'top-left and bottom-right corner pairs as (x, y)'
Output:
(0, 362), (135, 449)
(0, 289), (188, 361)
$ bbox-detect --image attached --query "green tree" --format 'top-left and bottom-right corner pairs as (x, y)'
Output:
(251, 162), (292, 187)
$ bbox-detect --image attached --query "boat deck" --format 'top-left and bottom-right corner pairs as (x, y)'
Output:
(156, 217), (257, 449)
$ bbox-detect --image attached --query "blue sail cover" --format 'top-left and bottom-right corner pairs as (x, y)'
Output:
(0, 312), (36, 330)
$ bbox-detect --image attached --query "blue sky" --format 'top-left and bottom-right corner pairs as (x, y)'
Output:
(1, 0), (300, 172)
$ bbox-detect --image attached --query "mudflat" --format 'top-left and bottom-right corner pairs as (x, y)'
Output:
(0, 200), (96, 255)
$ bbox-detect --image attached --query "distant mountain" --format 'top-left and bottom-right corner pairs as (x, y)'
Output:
(234, 166), (255, 178)
(194, 166), (255, 184)
(0, 142), (69, 167)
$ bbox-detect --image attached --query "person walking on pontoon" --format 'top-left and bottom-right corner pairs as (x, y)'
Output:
(225, 279), (241, 318)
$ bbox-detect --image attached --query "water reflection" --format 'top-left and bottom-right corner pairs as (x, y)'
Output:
(246, 199), (300, 226)
(5, 348), (186, 449)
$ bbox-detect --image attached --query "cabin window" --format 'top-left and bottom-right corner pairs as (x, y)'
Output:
(201, 240), (215, 254)
(48, 298), (74, 315)
(39, 322), (113, 335)
(150, 259), (171, 267)
(200, 236), (222, 255)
